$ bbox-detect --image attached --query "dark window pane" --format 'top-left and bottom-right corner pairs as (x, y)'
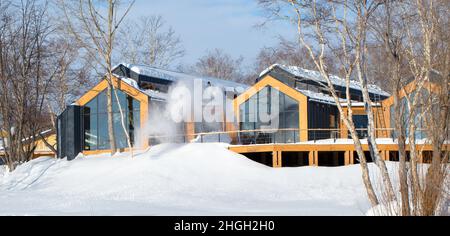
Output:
(98, 90), (107, 113)
(195, 122), (203, 133)
(132, 97), (140, 111)
(85, 97), (97, 114)
(113, 90), (128, 113)
(284, 111), (299, 128)
(284, 94), (298, 111)
(113, 113), (128, 149)
(97, 113), (109, 149)
(353, 115), (368, 138)
(130, 110), (140, 145)
(389, 105), (396, 138)
(239, 103), (246, 123)
(132, 110), (140, 130)
(84, 114), (97, 150)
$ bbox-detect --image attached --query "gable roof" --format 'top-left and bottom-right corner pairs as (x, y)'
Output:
(296, 89), (355, 105)
(260, 64), (391, 97)
(113, 63), (248, 93)
(114, 75), (168, 101)
(77, 63), (250, 105)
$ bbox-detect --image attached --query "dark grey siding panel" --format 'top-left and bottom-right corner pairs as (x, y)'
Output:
(112, 64), (173, 86)
(57, 105), (83, 161)
(307, 101), (339, 140)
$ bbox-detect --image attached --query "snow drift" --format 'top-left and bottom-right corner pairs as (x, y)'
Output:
(0, 143), (374, 215)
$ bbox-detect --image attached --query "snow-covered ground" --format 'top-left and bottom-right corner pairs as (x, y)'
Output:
(0, 143), (388, 216)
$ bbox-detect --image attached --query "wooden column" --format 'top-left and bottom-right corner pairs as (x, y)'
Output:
(418, 151), (424, 164)
(344, 151), (351, 165)
(309, 151), (315, 166)
(277, 151), (282, 168)
(314, 151), (319, 166)
(272, 151), (282, 168)
(185, 122), (195, 141)
(380, 151), (386, 161)
(350, 151), (354, 164)
(308, 151), (319, 166)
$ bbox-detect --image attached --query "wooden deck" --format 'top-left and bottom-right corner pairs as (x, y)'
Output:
(228, 141), (444, 168)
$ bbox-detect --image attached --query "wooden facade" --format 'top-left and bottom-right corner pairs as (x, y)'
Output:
(74, 76), (150, 155)
(55, 64), (447, 168)
(227, 70), (448, 168)
(233, 75), (309, 142)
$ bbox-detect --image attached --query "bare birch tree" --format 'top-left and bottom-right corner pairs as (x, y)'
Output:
(46, 36), (93, 115)
(252, 37), (340, 83)
(370, 0), (449, 216)
(254, 38), (317, 73)
(259, 0), (449, 215)
(258, 0), (398, 206)
(0, 0), (61, 170)
(59, 0), (135, 155)
(192, 48), (245, 82)
(117, 15), (185, 67)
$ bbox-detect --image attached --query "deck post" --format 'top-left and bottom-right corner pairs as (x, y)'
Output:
(314, 151), (318, 166)
(345, 151), (351, 165)
(350, 151), (354, 164)
(308, 151), (319, 166)
(278, 151), (282, 167)
(418, 151), (424, 164)
(272, 151), (282, 168)
(308, 151), (314, 166)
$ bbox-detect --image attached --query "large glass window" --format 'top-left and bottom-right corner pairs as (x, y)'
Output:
(389, 95), (426, 140)
(239, 86), (299, 144)
(83, 90), (140, 150)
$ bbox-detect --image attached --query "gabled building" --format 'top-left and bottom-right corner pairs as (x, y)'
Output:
(57, 64), (246, 160)
(230, 65), (447, 167)
(234, 64), (390, 144)
(56, 63), (447, 168)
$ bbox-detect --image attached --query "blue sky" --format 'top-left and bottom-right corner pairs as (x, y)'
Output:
(128, 0), (295, 68)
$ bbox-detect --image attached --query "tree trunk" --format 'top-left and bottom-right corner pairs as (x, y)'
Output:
(106, 83), (116, 154)
(394, 94), (411, 216)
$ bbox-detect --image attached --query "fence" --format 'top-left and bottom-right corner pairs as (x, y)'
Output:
(148, 128), (398, 146)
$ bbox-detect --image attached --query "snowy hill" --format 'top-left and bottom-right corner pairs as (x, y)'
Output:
(0, 143), (375, 215)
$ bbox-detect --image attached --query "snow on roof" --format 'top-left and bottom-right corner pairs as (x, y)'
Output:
(112, 63), (250, 101)
(116, 75), (139, 89)
(119, 63), (249, 91)
(261, 64), (391, 97)
(296, 89), (358, 105)
(341, 102), (381, 107)
(112, 73), (168, 101)
(297, 88), (382, 106)
(142, 89), (168, 101)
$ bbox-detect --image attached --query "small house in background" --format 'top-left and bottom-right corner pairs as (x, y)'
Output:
(0, 129), (57, 162)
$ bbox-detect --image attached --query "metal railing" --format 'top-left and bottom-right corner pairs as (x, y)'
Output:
(148, 128), (399, 146)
